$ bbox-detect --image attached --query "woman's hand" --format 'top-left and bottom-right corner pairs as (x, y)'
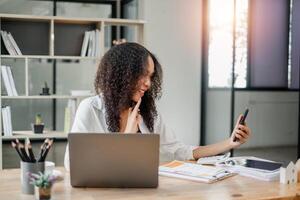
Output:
(229, 115), (251, 148)
(124, 98), (142, 133)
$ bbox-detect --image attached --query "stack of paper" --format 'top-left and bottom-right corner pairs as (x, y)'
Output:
(1, 65), (18, 96)
(0, 30), (22, 55)
(1, 106), (13, 136)
(216, 157), (280, 181)
(81, 29), (101, 57)
(159, 160), (236, 183)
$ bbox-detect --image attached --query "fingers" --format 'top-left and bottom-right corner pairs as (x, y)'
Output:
(137, 114), (142, 125)
(132, 98), (142, 114)
(238, 124), (250, 134)
(233, 128), (249, 143)
(235, 114), (243, 127)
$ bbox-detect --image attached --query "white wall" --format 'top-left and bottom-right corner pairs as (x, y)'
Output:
(140, 0), (202, 145)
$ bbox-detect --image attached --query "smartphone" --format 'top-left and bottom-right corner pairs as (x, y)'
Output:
(244, 159), (282, 171)
(233, 108), (249, 142)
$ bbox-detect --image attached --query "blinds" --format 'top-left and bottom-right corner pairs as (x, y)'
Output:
(249, 0), (289, 88)
(291, 0), (300, 89)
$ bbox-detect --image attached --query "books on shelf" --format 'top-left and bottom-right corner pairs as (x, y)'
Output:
(1, 65), (18, 96)
(1, 106), (13, 136)
(159, 160), (236, 183)
(0, 30), (22, 55)
(81, 29), (101, 57)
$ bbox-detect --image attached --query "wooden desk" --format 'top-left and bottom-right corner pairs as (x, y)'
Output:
(0, 167), (299, 200)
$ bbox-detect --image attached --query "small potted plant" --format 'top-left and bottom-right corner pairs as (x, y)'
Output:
(40, 81), (50, 95)
(32, 114), (44, 134)
(29, 172), (57, 200)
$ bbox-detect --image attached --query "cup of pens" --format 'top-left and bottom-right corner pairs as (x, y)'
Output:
(11, 138), (53, 195)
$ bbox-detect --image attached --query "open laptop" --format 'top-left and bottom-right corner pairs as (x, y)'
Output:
(68, 133), (160, 188)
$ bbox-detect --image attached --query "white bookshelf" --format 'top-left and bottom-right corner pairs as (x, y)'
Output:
(1, 131), (67, 141)
(0, 13), (145, 169)
(1, 95), (93, 99)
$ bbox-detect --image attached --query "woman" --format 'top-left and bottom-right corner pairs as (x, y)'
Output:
(64, 42), (251, 170)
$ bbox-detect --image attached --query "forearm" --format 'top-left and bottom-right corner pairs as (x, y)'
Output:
(192, 139), (233, 160)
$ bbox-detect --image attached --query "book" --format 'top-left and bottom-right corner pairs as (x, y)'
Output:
(64, 99), (76, 133)
(80, 31), (90, 57)
(6, 66), (18, 96)
(0, 31), (16, 55)
(64, 107), (71, 134)
(1, 106), (13, 136)
(1, 65), (18, 96)
(159, 160), (236, 183)
(95, 29), (100, 57)
(87, 31), (93, 57)
(81, 30), (101, 57)
(7, 32), (22, 55)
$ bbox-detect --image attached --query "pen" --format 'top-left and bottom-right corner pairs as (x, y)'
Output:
(19, 143), (31, 162)
(38, 138), (49, 162)
(11, 141), (25, 162)
(26, 138), (36, 163)
(16, 139), (30, 162)
(39, 139), (53, 162)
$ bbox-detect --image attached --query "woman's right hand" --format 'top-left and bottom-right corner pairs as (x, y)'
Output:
(124, 98), (142, 133)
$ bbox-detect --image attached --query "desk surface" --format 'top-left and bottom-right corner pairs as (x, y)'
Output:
(0, 167), (299, 200)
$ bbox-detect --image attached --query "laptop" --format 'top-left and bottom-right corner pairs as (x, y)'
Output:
(68, 133), (160, 188)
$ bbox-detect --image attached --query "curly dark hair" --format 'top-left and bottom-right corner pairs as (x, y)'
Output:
(94, 42), (163, 132)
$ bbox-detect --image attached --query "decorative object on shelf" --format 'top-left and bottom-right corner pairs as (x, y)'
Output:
(280, 161), (297, 184)
(29, 172), (57, 200)
(32, 114), (44, 134)
(40, 82), (50, 95)
(112, 38), (127, 46)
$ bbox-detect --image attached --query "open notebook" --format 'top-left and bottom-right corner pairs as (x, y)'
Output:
(159, 160), (236, 183)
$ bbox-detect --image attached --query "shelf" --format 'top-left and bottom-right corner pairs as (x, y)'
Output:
(0, 55), (100, 60)
(1, 131), (67, 141)
(0, 13), (146, 26)
(1, 95), (93, 99)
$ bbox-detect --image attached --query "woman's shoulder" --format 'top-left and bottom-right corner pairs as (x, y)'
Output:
(78, 95), (104, 111)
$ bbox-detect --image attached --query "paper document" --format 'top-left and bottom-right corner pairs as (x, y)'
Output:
(159, 160), (236, 183)
(216, 156), (281, 181)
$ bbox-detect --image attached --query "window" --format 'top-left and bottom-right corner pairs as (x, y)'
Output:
(207, 0), (299, 89)
(208, 0), (248, 88)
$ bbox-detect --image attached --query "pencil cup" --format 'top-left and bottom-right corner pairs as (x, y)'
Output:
(20, 161), (45, 194)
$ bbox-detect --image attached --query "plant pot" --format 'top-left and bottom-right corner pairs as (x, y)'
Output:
(40, 87), (50, 95)
(32, 124), (44, 134)
(34, 186), (51, 200)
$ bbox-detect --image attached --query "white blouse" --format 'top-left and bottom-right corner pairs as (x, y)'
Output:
(64, 95), (197, 170)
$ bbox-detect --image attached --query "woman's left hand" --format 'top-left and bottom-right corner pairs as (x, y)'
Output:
(230, 115), (251, 148)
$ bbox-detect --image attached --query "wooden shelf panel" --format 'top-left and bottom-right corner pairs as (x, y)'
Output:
(1, 131), (67, 140)
(0, 14), (146, 26)
(1, 95), (92, 99)
(0, 55), (100, 60)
